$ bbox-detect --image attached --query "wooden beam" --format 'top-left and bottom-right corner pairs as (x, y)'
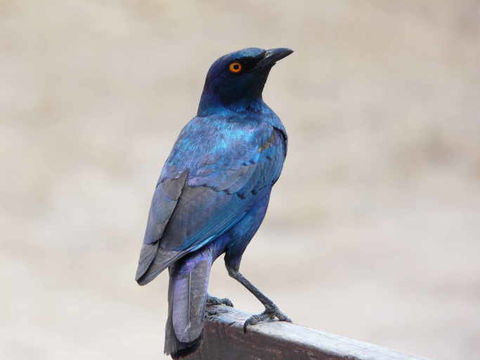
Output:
(183, 305), (430, 360)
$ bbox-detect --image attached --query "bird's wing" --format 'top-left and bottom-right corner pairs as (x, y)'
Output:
(136, 116), (286, 284)
(135, 171), (189, 284)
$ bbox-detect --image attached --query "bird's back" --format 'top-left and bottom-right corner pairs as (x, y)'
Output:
(158, 111), (286, 252)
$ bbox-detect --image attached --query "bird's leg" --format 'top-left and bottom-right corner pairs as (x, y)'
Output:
(206, 294), (234, 307)
(226, 266), (291, 332)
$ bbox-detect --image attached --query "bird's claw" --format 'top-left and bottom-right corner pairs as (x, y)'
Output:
(207, 295), (234, 307)
(205, 296), (234, 319)
(243, 305), (291, 333)
(205, 306), (218, 317)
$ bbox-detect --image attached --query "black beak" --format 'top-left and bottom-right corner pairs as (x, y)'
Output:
(255, 48), (293, 69)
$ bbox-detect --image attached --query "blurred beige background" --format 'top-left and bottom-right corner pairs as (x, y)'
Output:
(1, 1), (479, 359)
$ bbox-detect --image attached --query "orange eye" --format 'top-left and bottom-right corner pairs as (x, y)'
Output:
(229, 62), (242, 73)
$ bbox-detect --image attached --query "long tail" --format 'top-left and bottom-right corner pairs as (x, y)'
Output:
(164, 250), (213, 358)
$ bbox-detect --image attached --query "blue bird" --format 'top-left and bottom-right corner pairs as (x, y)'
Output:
(135, 47), (293, 358)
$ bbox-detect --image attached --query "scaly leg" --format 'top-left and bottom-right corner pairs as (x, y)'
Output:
(226, 265), (291, 332)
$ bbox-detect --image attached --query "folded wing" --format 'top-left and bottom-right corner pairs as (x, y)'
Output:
(136, 117), (286, 285)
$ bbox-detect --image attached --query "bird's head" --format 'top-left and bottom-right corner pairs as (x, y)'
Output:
(198, 47), (293, 116)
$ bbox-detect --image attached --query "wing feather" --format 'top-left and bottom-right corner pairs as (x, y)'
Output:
(136, 116), (286, 284)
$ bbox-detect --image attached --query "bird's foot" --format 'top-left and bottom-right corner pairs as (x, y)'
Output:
(207, 295), (234, 307)
(243, 304), (291, 333)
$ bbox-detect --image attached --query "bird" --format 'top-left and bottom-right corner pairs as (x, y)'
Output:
(135, 47), (293, 358)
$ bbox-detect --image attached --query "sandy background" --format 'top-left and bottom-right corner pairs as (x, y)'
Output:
(1, 1), (479, 359)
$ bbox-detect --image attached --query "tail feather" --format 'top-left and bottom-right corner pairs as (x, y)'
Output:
(164, 251), (213, 357)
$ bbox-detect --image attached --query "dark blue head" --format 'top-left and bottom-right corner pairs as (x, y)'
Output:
(197, 47), (293, 116)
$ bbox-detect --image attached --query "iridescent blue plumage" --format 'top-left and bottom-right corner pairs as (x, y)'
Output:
(135, 47), (293, 358)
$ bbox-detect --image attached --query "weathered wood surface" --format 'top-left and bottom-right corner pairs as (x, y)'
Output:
(183, 305), (431, 360)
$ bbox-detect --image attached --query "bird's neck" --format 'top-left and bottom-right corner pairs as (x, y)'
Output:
(197, 92), (266, 117)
